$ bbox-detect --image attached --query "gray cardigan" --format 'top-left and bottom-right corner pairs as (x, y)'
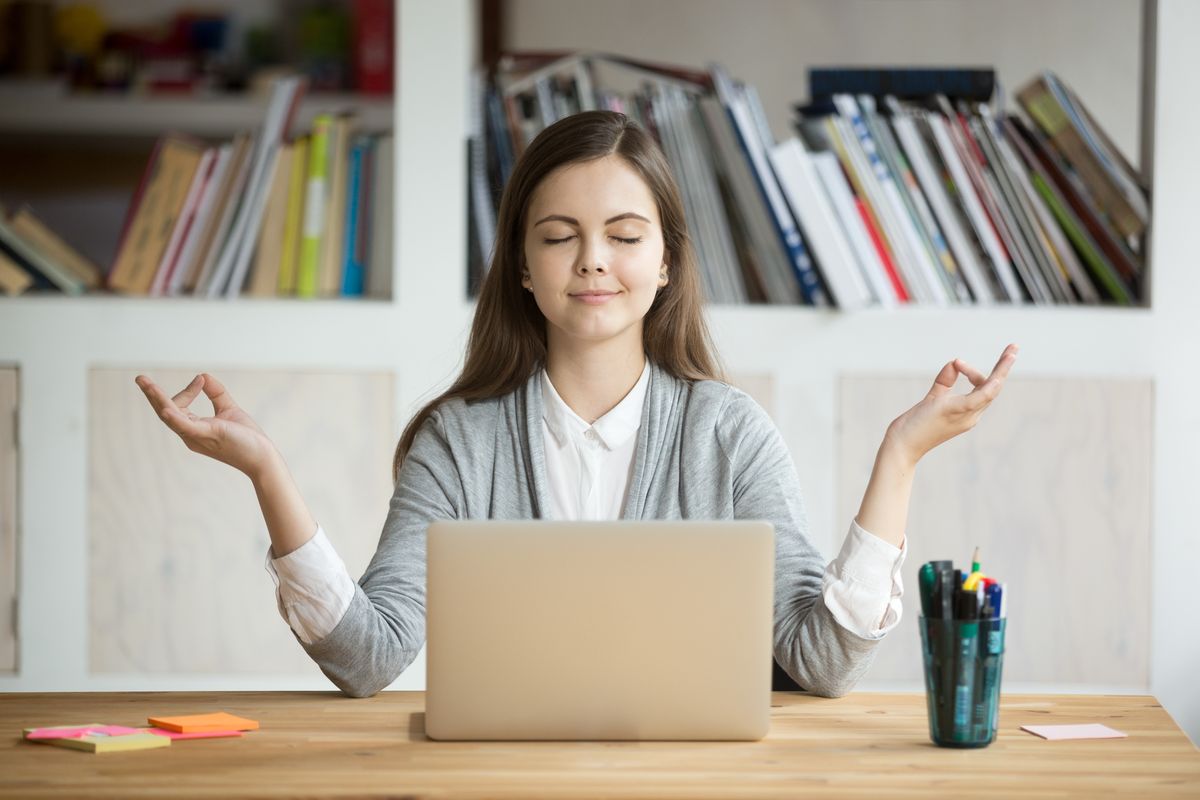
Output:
(299, 360), (882, 697)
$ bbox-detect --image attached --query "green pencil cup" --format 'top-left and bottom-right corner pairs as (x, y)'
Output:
(919, 617), (1007, 748)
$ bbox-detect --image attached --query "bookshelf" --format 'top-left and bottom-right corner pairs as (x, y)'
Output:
(2, 0), (1197, 748)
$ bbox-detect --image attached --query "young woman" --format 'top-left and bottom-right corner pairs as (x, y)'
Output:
(136, 110), (1017, 698)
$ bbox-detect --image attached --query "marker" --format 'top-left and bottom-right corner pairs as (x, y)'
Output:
(920, 560), (952, 618)
(975, 585), (1006, 741)
(952, 588), (980, 743)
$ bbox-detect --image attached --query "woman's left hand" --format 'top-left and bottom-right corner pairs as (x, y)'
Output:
(884, 343), (1019, 467)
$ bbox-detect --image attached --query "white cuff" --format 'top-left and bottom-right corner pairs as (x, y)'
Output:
(263, 523), (356, 645)
(821, 518), (907, 640)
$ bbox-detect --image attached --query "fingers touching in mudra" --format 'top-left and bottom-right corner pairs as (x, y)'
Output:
(886, 344), (1019, 466)
(134, 373), (276, 479)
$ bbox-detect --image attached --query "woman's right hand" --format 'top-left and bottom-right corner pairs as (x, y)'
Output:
(135, 372), (279, 481)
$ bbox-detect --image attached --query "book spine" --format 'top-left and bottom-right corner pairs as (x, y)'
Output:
(809, 150), (897, 307)
(713, 66), (826, 304)
(341, 138), (366, 296)
(769, 138), (872, 309)
(151, 147), (216, 297)
(1018, 75), (1144, 239)
(298, 115), (331, 298)
(278, 136), (309, 296)
(0, 217), (83, 294)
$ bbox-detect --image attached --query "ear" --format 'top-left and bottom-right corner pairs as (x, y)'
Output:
(521, 264), (533, 292)
(658, 261), (670, 288)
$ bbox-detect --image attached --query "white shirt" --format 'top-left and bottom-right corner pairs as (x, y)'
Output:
(265, 361), (907, 644)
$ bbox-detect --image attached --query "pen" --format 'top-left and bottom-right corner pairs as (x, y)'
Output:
(975, 584), (1006, 741)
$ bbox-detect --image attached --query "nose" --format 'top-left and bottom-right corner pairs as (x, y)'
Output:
(576, 236), (609, 275)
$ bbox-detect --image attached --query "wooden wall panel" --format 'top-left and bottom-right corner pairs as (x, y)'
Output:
(836, 376), (1152, 687)
(88, 368), (394, 674)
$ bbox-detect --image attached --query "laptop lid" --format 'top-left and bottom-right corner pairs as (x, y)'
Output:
(425, 520), (775, 741)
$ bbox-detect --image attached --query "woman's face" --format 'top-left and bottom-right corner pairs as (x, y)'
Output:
(521, 154), (669, 352)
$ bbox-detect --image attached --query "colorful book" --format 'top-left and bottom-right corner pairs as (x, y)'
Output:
(214, 75), (307, 298)
(341, 135), (369, 296)
(8, 206), (102, 290)
(169, 142), (234, 296)
(318, 113), (355, 297)
(297, 114), (332, 298)
(0, 210), (87, 294)
(278, 135), (310, 296)
(108, 134), (207, 295)
(1017, 72), (1146, 241)
(188, 133), (253, 295)
(150, 146), (218, 297)
(769, 137), (872, 309)
(710, 63), (824, 305)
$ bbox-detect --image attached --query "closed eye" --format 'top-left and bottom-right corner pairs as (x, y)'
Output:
(543, 236), (643, 245)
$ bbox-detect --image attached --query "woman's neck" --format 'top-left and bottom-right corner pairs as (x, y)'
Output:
(545, 337), (646, 424)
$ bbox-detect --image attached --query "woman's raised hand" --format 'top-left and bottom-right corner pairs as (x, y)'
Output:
(134, 373), (279, 480)
(884, 344), (1019, 467)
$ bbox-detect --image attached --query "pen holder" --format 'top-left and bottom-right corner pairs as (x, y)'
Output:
(919, 616), (1007, 748)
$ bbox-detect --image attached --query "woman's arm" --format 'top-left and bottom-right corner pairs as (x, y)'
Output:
(251, 449), (318, 558)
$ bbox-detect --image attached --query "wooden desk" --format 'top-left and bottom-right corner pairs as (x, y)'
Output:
(2, 691), (1197, 798)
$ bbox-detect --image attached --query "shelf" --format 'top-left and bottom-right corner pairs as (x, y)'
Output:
(705, 304), (1156, 377)
(0, 295), (418, 369)
(0, 91), (394, 139)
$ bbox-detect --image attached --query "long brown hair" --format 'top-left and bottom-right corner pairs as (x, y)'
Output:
(393, 109), (726, 480)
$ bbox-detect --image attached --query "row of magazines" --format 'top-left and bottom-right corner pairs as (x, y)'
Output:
(466, 53), (1149, 308)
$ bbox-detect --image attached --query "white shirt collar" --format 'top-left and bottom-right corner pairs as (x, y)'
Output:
(541, 359), (650, 451)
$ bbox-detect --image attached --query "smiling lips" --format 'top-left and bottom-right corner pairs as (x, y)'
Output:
(570, 290), (618, 304)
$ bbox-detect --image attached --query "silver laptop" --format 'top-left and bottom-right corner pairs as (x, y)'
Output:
(424, 519), (775, 741)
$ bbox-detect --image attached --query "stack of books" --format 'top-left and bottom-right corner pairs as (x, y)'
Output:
(468, 53), (1148, 308)
(1, 75), (395, 300)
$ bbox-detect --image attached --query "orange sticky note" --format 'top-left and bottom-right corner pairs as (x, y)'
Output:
(147, 712), (259, 733)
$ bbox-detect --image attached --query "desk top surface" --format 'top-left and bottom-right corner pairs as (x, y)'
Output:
(1, 691), (1197, 799)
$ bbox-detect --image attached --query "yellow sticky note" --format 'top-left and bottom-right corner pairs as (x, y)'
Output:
(147, 712), (259, 733)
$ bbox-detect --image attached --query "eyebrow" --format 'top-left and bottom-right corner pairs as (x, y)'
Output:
(533, 212), (651, 226)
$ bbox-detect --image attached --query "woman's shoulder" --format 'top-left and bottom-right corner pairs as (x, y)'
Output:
(680, 376), (780, 457)
(685, 376), (769, 422)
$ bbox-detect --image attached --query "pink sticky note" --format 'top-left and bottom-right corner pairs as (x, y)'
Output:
(26, 725), (142, 740)
(1020, 723), (1128, 740)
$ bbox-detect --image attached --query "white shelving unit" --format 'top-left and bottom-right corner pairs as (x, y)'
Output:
(0, 91), (394, 138)
(1, 0), (1196, 745)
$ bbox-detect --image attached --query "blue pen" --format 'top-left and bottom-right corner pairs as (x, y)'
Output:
(973, 582), (1006, 741)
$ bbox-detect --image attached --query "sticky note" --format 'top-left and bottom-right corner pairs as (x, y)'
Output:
(147, 712), (259, 733)
(59, 732), (172, 753)
(142, 727), (244, 740)
(25, 723), (105, 739)
(1020, 723), (1128, 740)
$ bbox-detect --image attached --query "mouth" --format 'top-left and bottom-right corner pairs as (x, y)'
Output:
(570, 291), (619, 304)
